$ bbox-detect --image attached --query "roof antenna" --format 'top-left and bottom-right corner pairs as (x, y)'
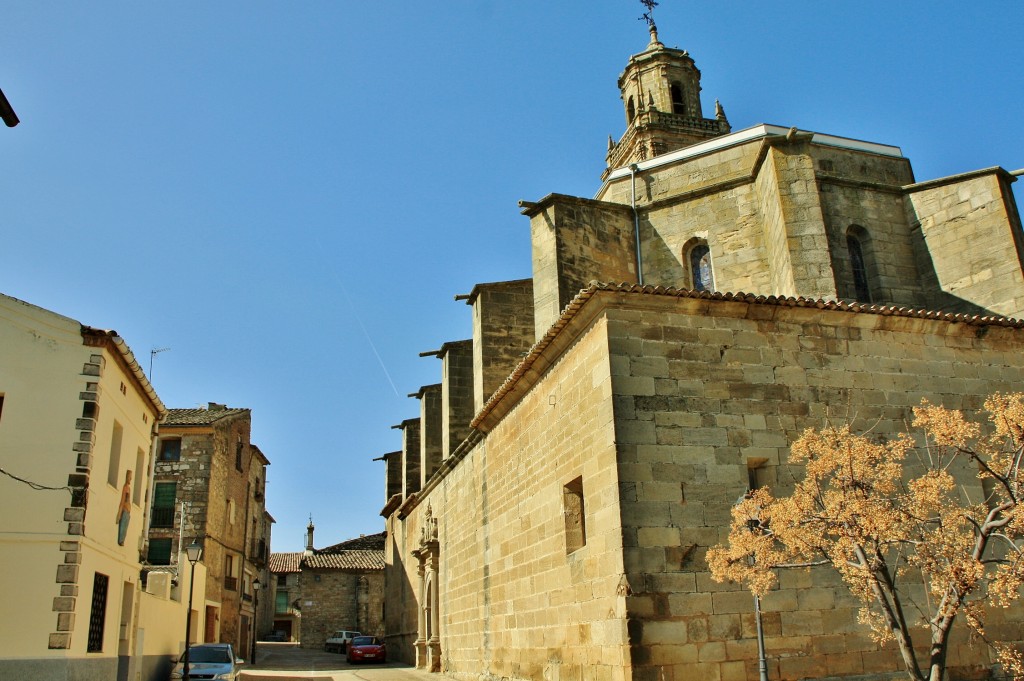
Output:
(149, 347), (171, 380)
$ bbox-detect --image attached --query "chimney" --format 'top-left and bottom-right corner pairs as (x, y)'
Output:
(208, 402), (227, 411)
(304, 518), (315, 556)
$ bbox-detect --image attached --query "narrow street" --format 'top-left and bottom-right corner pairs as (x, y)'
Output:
(240, 642), (441, 681)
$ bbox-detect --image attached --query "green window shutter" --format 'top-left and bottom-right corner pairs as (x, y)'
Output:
(153, 483), (176, 509)
(147, 539), (172, 565)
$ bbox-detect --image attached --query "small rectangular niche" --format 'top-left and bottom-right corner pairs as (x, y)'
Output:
(563, 476), (586, 554)
(747, 457), (769, 491)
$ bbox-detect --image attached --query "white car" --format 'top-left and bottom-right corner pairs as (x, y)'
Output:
(324, 630), (360, 653)
(169, 643), (243, 680)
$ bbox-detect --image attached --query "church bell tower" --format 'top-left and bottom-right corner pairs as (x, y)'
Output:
(605, 22), (730, 174)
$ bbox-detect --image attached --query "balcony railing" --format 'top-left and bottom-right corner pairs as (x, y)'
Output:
(150, 507), (175, 528)
(250, 539), (267, 564)
(224, 576), (238, 591)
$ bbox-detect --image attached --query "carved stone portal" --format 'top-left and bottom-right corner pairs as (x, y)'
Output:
(412, 504), (441, 672)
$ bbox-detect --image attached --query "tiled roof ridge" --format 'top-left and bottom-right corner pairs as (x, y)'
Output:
(268, 552), (303, 573)
(302, 549), (385, 571)
(164, 406), (251, 425)
(317, 531), (386, 554)
(471, 282), (1024, 429)
(582, 282), (1024, 326)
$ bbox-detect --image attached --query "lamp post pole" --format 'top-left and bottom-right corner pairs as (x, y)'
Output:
(752, 574), (769, 681)
(740, 497), (770, 681)
(251, 578), (261, 665)
(183, 540), (203, 681)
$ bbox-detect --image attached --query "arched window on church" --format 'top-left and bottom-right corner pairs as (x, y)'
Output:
(685, 239), (714, 292)
(627, 96), (636, 124)
(671, 83), (686, 115)
(847, 227), (872, 302)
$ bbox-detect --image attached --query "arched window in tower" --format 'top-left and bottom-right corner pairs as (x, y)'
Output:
(685, 240), (714, 292)
(847, 229), (872, 302)
(671, 83), (686, 115)
(627, 96), (636, 124)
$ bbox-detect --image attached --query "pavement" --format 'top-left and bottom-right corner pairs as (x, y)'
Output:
(239, 642), (443, 681)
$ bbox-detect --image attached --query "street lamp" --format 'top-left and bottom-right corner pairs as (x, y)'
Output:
(251, 578), (261, 665)
(183, 539), (203, 681)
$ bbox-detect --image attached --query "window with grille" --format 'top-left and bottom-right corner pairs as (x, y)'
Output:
(87, 573), (109, 652)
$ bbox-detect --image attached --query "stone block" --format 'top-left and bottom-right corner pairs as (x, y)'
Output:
(696, 640), (727, 663)
(779, 655), (828, 680)
(56, 565), (79, 583)
(826, 651), (865, 676)
(52, 596), (75, 612)
(56, 612), (75, 632)
(48, 633), (71, 649)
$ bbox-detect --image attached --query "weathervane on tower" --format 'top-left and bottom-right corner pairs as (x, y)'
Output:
(638, 0), (658, 29)
(638, 0), (662, 46)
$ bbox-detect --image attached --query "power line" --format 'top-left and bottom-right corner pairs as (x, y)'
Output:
(0, 466), (81, 494)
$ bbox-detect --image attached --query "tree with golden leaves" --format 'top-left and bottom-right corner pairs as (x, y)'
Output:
(707, 393), (1024, 681)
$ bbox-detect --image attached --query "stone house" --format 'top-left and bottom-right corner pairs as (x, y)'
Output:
(268, 551), (302, 642)
(147, 404), (272, 661)
(269, 524), (386, 650)
(0, 292), (205, 681)
(379, 23), (1024, 681)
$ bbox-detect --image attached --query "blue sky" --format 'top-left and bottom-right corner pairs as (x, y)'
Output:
(3, 2), (1022, 552)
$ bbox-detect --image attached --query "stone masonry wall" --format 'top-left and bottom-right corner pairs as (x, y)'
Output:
(390, 318), (629, 680)
(205, 414), (252, 651)
(812, 147), (923, 307)
(606, 293), (1024, 681)
(440, 340), (474, 458)
(471, 280), (535, 413)
(299, 569), (384, 650)
(384, 512), (419, 662)
(152, 410), (253, 650)
(418, 384), (442, 487)
(759, 140), (836, 300)
(528, 196), (635, 339)
(400, 420), (421, 497)
(907, 169), (1024, 319)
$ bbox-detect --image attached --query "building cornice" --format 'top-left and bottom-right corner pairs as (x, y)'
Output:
(81, 327), (166, 419)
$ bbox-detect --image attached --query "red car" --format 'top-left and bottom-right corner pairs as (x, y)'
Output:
(346, 635), (386, 664)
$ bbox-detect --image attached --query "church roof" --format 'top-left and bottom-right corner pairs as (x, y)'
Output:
(269, 552), (303, 574)
(303, 549), (385, 571)
(318, 531), (386, 553)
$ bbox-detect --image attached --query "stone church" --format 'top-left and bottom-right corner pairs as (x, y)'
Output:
(379, 22), (1024, 681)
